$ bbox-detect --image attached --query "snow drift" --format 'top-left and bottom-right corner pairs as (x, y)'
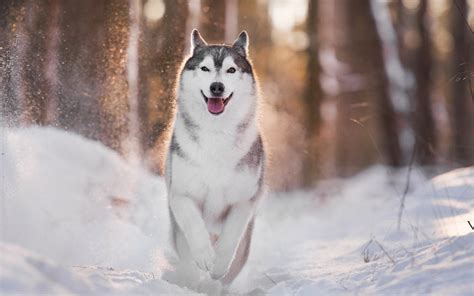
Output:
(0, 127), (171, 272)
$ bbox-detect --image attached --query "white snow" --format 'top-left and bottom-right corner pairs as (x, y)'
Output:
(1, 127), (473, 295)
(0, 127), (171, 272)
(239, 167), (474, 295)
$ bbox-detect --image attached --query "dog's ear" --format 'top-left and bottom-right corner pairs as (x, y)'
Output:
(191, 29), (207, 52)
(232, 31), (249, 57)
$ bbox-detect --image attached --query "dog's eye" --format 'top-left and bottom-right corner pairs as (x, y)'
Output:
(201, 66), (210, 72)
(227, 67), (236, 74)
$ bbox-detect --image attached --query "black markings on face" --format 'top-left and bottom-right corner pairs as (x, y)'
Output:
(183, 45), (253, 74)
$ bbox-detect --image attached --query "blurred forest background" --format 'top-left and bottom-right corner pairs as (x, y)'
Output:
(1, 0), (473, 191)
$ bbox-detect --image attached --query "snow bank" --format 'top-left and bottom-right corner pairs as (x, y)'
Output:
(236, 166), (474, 295)
(0, 242), (195, 295)
(405, 167), (474, 238)
(1, 127), (473, 295)
(0, 127), (171, 272)
(265, 233), (474, 295)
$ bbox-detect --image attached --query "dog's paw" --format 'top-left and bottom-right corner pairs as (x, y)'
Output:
(197, 277), (222, 296)
(210, 258), (229, 280)
(191, 243), (215, 272)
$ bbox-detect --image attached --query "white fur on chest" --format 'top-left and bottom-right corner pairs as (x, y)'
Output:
(172, 116), (259, 196)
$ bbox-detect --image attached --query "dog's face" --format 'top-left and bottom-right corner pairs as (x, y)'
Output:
(179, 30), (256, 119)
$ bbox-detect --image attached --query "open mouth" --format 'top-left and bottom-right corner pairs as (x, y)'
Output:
(201, 90), (233, 115)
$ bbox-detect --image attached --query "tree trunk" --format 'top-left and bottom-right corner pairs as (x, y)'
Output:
(57, 0), (130, 153)
(144, 0), (189, 173)
(17, 0), (59, 126)
(225, 0), (238, 43)
(200, 0), (226, 43)
(0, 0), (24, 125)
(124, 0), (143, 161)
(413, 0), (436, 165)
(56, 0), (106, 140)
(449, 0), (474, 165)
(302, 0), (323, 187)
(97, 1), (131, 153)
(369, 0), (404, 167)
(334, 0), (402, 176)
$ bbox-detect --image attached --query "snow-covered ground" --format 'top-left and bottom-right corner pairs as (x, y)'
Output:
(1, 127), (473, 295)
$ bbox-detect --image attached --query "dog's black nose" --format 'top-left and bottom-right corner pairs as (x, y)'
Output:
(210, 82), (225, 97)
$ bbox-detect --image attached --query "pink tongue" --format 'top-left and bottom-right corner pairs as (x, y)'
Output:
(207, 98), (225, 114)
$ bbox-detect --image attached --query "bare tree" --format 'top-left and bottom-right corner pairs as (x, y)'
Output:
(125, 0), (143, 161)
(302, 0), (324, 186)
(225, 0), (238, 43)
(150, 0), (189, 144)
(200, 0), (226, 43)
(57, 0), (131, 153)
(55, 0), (101, 137)
(412, 0), (436, 165)
(369, 0), (404, 167)
(334, 0), (402, 176)
(97, 1), (131, 153)
(450, 0), (474, 165)
(143, 0), (189, 173)
(17, 0), (56, 125)
(0, 0), (24, 124)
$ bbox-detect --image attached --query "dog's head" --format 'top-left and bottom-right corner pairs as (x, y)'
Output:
(178, 29), (256, 119)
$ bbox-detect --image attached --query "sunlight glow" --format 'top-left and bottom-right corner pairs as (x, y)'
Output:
(268, 0), (307, 32)
(469, 2), (474, 29)
(440, 209), (474, 237)
(402, 0), (420, 10)
(144, 0), (165, 22)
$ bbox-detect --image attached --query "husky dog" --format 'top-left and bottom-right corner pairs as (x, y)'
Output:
(165, 29), (265, 293)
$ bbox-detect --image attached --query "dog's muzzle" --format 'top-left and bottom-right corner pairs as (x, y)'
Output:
(201, 90), (233, 115)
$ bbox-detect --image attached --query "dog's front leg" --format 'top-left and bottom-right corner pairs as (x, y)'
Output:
(211, 201), (254, 280)
(169, 194), (215, 272)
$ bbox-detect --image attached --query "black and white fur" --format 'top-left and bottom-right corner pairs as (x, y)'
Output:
(165, 30), (265, 293)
